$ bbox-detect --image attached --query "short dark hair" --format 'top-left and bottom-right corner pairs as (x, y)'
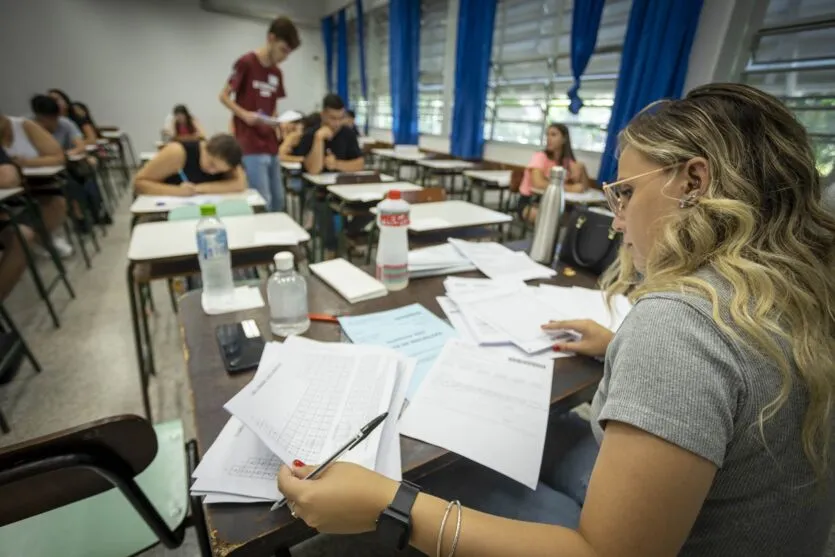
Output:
(346, 109), (356, 119)
(205, 134), (243, 168)
(31, 95), (60, 117)
(268, 16), (301, 50)
(322, 93), (345, 111)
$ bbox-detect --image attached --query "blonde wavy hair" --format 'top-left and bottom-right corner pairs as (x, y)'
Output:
(600, 83), (835, 478)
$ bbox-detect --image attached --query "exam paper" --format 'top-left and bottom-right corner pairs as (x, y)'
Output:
(375, 357), (416, 482)
(536, 285), (632, 331)
(339, 304), (457, 400)
(400, 340), (553, 489)
(224, 337), (397, 470)
(448, 238), (556, 282)
(201, 286), (265, 315)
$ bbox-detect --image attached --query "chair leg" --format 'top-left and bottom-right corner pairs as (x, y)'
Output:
(0, 304), (42, 373)
(66, 220), (92, 269)
(167, 279), (179, 314)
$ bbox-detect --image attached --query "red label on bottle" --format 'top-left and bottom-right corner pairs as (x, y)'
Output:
(376, 263), (409, 283)
(379, 212), (410, 227)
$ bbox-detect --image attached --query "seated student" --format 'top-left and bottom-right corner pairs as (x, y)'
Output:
(518, 123), (589, 220)
(162, 105), (206, 142)
(278, 119), (305, 164)
(0, 147), (35, 301)
(278, 84), (835, 557)
(69, 101), (101, 143)
(344, 109), (361, 137)
(292, 93), (363, 175)
(0, 112), (72, 257)
(134, 133), (246, 197)
(31, 95), (85, 157)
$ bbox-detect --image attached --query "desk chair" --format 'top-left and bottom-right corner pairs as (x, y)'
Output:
(0, 416), (211, 557)
(0, 303), (41, 433)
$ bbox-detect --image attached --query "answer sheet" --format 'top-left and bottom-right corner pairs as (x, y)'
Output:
(400, 340), (553, 489)
(448, 238), (556, 282)
(225, 337), (396, 470)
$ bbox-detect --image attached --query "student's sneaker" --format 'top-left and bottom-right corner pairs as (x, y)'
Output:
(52, 236), (75, 259)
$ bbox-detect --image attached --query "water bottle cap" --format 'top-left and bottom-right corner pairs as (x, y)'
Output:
(199, 204), (217, 217)
(274, 251), (294, 271)
(387, 189), (401, 200)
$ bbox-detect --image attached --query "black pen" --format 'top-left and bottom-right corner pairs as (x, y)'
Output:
(273, 411), (389, 510)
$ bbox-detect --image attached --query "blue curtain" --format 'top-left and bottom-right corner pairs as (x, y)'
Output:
(355, 0), (369, 133)
(568, 0), (605, 114)
(321, 15), (335, 92)
(336, 10), (349, 103)
(450, 0), (498, 159)
(389, 0), (420, 145)
(598, 0), (704, 182)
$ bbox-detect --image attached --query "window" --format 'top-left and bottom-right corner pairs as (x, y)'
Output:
(484, 0), (631, 152)
(741, 0), (835, 177)
(368, 6), (392, 130)
(418, 0), (449, 135)
(347, 15), (368, 129)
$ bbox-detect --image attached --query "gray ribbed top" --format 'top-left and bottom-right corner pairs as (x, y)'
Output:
(590, 271), (835, 556)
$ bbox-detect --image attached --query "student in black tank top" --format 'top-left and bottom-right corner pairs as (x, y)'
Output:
(134, 133), (246, 197)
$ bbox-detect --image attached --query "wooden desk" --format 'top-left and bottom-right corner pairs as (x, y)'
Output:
(127, 213), (310, 419)
(179, 268), (603, 557)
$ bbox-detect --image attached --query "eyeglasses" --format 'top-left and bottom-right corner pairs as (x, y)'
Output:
(601, 163), (682, 215)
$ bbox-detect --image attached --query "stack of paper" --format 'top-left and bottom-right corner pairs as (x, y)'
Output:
(310, 258), (388, 303)
(191, 338), (414, 504)
(448, 238), (557, 282)
(400, 339), (553, 489)
(408, 243), (477, 278)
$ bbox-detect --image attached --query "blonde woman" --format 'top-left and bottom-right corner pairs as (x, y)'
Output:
(276, 83), (835, 557)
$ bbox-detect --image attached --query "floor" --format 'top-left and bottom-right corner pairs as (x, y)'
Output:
(2, 189), (833, 557)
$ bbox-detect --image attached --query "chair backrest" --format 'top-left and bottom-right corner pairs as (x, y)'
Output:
(216, 199), (254, 217)
(335, 172), (383, 185)
(167, 205), (201, 221)
(0, 415), (156, 526)
(402, 188), (448, 204)
(509, 168), (525, 194)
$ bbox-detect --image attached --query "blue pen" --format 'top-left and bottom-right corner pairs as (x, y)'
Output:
(179, 170), (189, 183)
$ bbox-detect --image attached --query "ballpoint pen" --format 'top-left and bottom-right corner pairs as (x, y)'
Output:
(273, 411), (389, 511)
(179, 169), (189, 183)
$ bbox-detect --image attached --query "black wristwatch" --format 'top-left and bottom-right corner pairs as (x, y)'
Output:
(376, 480), (421, 551)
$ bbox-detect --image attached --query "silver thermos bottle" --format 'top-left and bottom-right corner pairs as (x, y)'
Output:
(529, 166), (566, 265)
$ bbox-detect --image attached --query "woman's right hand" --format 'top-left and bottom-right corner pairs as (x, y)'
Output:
(542, 319), (614, 358)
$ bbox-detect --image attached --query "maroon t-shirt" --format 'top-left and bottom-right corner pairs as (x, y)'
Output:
(228, 51), (286, 155)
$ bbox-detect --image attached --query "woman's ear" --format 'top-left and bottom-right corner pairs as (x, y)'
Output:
(684, 157), (710, 196)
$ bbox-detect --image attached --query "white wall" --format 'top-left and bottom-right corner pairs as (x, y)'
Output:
(0, 0), (326, 152)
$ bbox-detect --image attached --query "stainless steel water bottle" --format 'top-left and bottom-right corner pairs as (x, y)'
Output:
(528, 166), (566, 265)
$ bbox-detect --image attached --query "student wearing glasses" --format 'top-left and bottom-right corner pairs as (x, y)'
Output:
(277, 84), (835, 557)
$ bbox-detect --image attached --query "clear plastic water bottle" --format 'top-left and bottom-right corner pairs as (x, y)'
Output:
(196, 204), (235, 306)
(375, 190), (410, 291)
(267, 251), (310, 336)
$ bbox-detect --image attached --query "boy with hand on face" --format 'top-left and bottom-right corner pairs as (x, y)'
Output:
(292, 93), (363, 175)
(220, 15), (300, 212)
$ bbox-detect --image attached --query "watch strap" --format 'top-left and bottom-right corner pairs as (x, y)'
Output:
(376, 480), (421, 551)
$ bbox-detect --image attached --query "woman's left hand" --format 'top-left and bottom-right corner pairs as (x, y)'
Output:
(278, 462), (399, 534)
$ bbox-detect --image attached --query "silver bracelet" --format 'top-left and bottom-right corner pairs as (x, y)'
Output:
(436, 500), (455, 557)
(448, 500), (462, 557)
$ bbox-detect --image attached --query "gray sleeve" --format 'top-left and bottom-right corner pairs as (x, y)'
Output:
(598, 296), (743, 467)
(63, 118), (82, 140)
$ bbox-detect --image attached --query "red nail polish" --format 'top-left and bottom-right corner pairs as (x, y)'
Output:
(552, 345), (562, 352)
(293, 459), (305, 467)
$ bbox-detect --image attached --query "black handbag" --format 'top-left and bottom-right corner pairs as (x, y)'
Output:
(559, 206), (621, 275)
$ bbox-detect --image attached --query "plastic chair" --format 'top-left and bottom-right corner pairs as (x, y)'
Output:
(0, 416), (210, 557)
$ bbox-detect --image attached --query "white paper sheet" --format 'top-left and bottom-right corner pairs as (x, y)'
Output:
(375, 357), (415, 482)
(536, 285), (632, 331)
(400, 340), (553, 489)
(201, 286), (265, 315)
(448, 285), (576, 354)
(224, 337), (397, 470)
(448, 239), (556, 282)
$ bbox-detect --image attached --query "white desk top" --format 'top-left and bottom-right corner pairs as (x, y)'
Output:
(85, 144), (99, 153)
(370, 200), (511, 232)
(530, 187), (607, 204)
(140, 152), (157, 162)
(0, 188), (24, 203)
(327, 181), (423, 202)
(96, 139), (110, 146)
(128, 212), (309, 262)
(371, 148), (427, 162)
(22, 165), (65, 177)
(280, 161), (302, 171)
(129, 191), (267, 215)
(67, 153), (86, 162)
(463, 169), (512, 187)
(358, 136), (377, 147)
(302, 171), (395, 186)
(417, 159), (476, 171)
(101, 130), (121, 139)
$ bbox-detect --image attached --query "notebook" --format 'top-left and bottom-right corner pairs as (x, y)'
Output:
(309, 258), (388, 303)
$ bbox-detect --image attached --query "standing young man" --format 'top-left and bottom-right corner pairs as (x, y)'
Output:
(220, 16), (300, 212)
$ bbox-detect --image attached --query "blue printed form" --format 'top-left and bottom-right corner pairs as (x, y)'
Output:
(338, 304), (457, 399)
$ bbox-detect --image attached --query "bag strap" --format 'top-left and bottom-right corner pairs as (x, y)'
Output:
(570, 213), (619, 268)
